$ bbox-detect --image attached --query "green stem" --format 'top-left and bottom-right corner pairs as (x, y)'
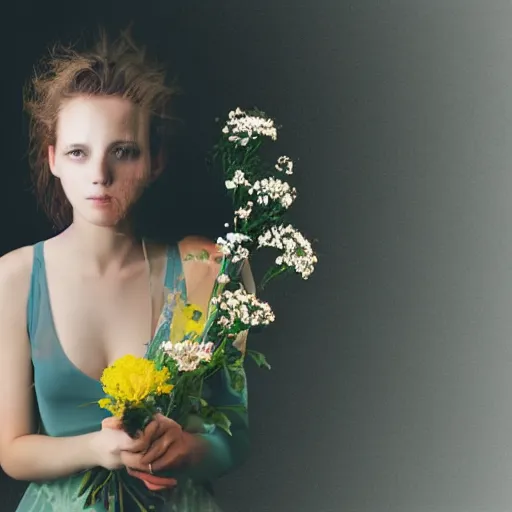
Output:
(241, 140), (263, 167)
(243, 208), (284, 239)
(199, 257), (244, 348)
(259, 265), (288, 291)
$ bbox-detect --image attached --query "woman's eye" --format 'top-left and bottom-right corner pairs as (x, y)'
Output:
(67, 149), (85, 159)
(114, 146), (140, 160)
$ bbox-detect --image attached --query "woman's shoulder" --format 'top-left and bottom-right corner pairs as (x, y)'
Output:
(0, 244), (38, 305)
(172, 236), (222, 301)
(176, 235), (255, 293)
(0, 244), (36, 280)
(177, 235), (222, 262)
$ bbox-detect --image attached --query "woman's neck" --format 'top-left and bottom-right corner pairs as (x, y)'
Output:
(61, 221), (145, 276)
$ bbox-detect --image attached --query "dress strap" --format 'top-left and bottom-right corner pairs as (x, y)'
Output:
(165, 244), (187, 300)
(27, 242), (44, 340)
(143, 243), (187, 359)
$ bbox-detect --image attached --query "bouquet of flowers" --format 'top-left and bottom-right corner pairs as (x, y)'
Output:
(77, 107), (318, 511)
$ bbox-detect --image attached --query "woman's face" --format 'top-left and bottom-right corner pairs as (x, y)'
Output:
(48, 95), (155, 228)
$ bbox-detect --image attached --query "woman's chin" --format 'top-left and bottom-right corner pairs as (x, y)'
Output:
(79, 210), (128, 229)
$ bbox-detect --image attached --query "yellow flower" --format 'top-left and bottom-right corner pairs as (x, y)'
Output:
(99, 354), (173, 416)
(169, 294), (206, 344)
(98, 397), (126, 418)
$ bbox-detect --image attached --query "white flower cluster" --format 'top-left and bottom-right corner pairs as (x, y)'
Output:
(211, 288), (275, 331)
(225, 170), (295, 220)
(222, 107), (277, 143)
(161, 340), (214, 372)
(248, 177), (297, 209)
(235, 201), (254, 220)
(216, 232), (252, 263)
(258, 224), (318, 279)
(225, 170), (251, 190)
(275, 156), (293, 175)
(217, 274), (231, 284)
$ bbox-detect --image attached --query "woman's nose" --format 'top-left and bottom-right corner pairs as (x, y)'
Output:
(90, 157), (112, 185)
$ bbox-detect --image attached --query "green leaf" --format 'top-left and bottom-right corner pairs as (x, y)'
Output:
(88, 470), (113, 506)
(77, 401), (99, 409)
(184, 249), (210, 261)
(121, 483), (148, 512)
(198, 249), (210, 260)
(212, 410), (232, 436)
(83, 468), (112, 507)
(227, 367), (246, 393)
(218, 404), (248, 422)
(145, 323), (168, 360)
(77, 469), (95, 497)
(115, 474), (122, 511)
(247, 349), (271, 370)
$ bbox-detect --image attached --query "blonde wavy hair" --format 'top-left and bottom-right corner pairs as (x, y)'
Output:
(23, 27), (179, 230)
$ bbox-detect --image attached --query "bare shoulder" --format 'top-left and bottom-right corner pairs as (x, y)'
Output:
(177, 236), (221, 289)
(0, 245), (34, 340)
(178, 235), (222, 262)
(178, 235), (255, 294)
(0, 245), (34, 298)
(0, 246), (38, 465)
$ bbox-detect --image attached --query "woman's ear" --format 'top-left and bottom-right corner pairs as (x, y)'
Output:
(48, 145), (58, 177)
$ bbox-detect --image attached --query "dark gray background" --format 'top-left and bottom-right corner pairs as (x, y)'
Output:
(4, 1), (512, 511)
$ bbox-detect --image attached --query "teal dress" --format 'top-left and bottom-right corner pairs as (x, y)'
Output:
(16, 241), (249, 511)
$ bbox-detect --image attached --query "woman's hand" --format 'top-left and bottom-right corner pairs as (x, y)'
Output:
(100, 416), (180, 491)
(125, 414), (205, 474)
(90, 418), (156, 471)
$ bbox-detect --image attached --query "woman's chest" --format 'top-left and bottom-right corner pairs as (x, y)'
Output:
(46, 268), (165, 381)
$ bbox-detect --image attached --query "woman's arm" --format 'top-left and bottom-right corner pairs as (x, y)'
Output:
(0, 247), (144, 482)
(148, 239), (254, 484)
(0, 247), (99, 481)
(185, 362), (250, 483)
(182, 258), (254, 483)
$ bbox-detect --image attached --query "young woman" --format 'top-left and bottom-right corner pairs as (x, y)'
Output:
(0, 29), (252, 511)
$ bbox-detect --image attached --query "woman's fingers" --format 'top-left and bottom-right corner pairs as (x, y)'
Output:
(140, 433), (174, 466)
(120, 451), (148, 471)
(147, 441), (187, 473)
(123, 420), (161, 453)
(101, 417), (122, 430)
(127, 468), (177, 491)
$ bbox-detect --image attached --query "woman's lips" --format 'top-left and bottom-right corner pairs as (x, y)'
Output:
(87, 195), (112, 205)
